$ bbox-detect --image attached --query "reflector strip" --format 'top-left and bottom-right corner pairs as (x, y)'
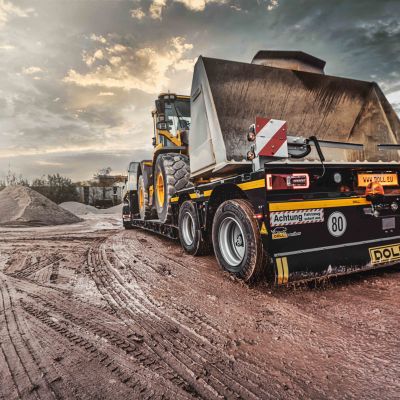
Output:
(276, 257), (289, 284)
(269, 197), (370, 211)
(238, 179), (265, 191)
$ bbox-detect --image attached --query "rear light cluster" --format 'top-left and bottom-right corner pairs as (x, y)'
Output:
(365, 181), (385, 196)
(266, 173), (310, 191)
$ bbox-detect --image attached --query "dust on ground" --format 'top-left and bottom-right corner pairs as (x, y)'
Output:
(0, 213), (399, 399)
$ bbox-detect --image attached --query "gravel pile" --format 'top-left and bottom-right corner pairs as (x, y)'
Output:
(0, 186), (82, 227)
(59, 201), (99, 215)
(99, 204), (123, 214)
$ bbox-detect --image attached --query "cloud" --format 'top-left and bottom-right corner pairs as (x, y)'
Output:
(83, 49), (104, 66)
(98, 92), (115, 96)
(267, 0), (279, 11)
(130, 8), (145, 20)
(0, 0), (34, 27)
(22, 66), (43, 75)
(147, 0), (228, 16)
(149, 0), (166, 19)
(174, 0), (227, 12)
(90, 33), (107, 44)
(0, 43), (14, 50)
(63, 36), (195, 94)
(387, 89), (400, 114)
(36, 160), (64, 167)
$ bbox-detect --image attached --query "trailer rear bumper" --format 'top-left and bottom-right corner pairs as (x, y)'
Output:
(273, 236), (400, 284)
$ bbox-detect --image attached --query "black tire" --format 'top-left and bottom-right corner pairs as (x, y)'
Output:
(154, 153), (192, 223)
(178, 200), (212, 256)
(123, 222), (134, 230)
(138, 175), (151, 220)
(212, 199), (265, 282)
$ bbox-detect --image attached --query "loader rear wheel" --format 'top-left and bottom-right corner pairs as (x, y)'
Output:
(138, 175), (151, 220)
(212, 199), (265, 282)
(154, 153), (192, 223)
(178, 201), (211, 256)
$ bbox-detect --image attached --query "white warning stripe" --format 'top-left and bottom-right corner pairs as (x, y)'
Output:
(255, 118), (288, 158)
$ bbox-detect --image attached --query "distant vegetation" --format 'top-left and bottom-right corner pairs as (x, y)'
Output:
(0, 171), (79, 204)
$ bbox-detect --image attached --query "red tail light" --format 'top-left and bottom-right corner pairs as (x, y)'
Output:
(365, 181), (385, 196)
(266, 173), (310, 191)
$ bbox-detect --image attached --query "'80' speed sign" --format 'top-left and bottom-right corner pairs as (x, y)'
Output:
(327, 212), (347, 237)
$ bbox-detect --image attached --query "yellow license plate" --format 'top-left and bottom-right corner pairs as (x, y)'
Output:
(369, 243), (400, 265)
(357, 173), (398, 187)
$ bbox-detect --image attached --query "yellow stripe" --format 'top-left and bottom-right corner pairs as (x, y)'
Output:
(238, 179), (265, 191)
(189, 193), (198, 199)
(269, 197), (370, 212)
(203, 190), (212, 197)
(170, 197), (179, 203)
(282, 257), (289, 284)
(276, 258), (284, 285)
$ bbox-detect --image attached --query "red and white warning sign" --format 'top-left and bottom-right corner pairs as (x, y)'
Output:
(270, 209), (324, 226)
(255, 117), (288, 158)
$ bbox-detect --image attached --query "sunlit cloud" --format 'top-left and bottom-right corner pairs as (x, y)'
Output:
(0, 0), (34, 27)
(22, 66), (43, 75)
(63, 36), (195, 94)
(130, 7), (145, 20)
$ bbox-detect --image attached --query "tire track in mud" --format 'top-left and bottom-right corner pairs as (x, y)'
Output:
(0, 276), (59, 400)
(23, 291), (193, 395)
(115, 230), (345, 399)
(20, 301), (188, 400)
(88, 236), (281, 400)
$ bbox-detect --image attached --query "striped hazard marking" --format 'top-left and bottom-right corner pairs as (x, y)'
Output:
(276, 257), (289, 284)
(255, 117), (288, 158)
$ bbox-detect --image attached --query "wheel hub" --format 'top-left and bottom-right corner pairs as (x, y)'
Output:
(218, 217), (246, 268)
(156, 172), (165, 207)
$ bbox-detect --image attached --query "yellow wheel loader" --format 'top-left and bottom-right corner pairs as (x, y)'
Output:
(135, 94), (192, 223)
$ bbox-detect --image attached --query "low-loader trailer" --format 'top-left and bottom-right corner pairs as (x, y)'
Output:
(123, 51), (400, 284)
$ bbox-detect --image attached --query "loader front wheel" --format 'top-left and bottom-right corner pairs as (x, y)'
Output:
(212, 199), (265, 282)
(154, 153), (192, 223)
(138, 175), (151, 220)
(178, 201), (211, 256)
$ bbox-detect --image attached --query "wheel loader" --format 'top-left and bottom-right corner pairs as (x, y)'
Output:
(123, 50), (400, 284)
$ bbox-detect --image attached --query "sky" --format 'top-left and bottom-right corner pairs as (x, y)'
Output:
(0, 0), (400, 181)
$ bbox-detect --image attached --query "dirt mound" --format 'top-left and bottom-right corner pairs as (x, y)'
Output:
(0, 186), (82, 227)
(60, 201), (99, 215)
(99, 204), (123, 214)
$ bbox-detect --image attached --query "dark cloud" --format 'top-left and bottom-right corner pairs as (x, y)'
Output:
(0, 0), (399, 181)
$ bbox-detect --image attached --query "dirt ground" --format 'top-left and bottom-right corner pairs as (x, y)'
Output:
(1, 214), (399, 400)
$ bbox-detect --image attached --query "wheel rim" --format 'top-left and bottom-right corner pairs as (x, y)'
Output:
(181, 212), (195, 246)
(156, 172), (164, 207)
(218, 217), (246, 268)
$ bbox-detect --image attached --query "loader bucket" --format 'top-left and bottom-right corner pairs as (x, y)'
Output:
(189, 56), (400, 178)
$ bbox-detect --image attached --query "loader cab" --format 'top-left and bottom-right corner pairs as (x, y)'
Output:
(152, 93), (191, 149)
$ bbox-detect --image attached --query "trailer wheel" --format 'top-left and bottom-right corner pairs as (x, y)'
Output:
(212, 199), (265, 282)
(154, 153), (192, 223)
(138, 175), (151, 220)
(178, 201), (211, 256)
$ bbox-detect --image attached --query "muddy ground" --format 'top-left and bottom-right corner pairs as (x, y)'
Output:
(0, 214), (399, 400)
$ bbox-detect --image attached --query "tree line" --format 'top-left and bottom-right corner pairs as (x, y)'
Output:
(0, 172), (79, 204)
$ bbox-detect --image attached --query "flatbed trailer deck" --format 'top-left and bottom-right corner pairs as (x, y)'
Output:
(125, 161), (400, 284)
